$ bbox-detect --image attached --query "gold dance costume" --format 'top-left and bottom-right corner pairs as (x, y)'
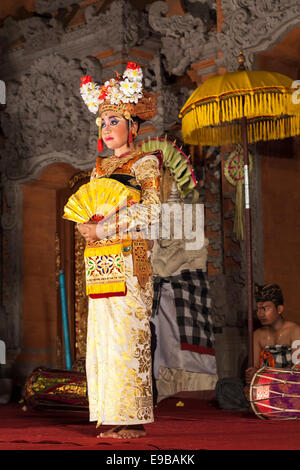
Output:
(86, 151), (161, 426)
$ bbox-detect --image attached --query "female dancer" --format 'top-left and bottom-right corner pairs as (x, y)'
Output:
(77, 63), (161, 439)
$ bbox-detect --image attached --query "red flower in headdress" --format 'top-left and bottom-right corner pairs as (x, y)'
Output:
(127, 61), (140, 70)
(80, 75), (92, 86)
(99, 86), (109, 101)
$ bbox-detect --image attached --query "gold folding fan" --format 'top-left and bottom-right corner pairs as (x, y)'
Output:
(63, 178), (140, 224)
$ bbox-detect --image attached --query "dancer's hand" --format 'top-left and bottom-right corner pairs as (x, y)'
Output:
(77, 223), (98, 242)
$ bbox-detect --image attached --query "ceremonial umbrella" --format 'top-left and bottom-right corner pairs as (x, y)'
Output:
(179, 53), (300, 366)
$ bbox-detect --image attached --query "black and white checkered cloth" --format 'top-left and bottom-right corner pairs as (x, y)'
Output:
(261, 345), (292, 368)
(152, 269), (215, 355)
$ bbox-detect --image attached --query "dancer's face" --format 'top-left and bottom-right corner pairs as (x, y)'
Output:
(100, 111), (129, 152)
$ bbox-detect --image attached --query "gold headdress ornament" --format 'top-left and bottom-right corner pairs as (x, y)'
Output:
(80, 62), (157, 151)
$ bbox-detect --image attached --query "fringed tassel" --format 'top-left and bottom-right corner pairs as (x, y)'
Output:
(98, 138), (103, 152)
(233, 180), (244, 240)
(183, 93), (300, 147)
(97, 125), (103, 152)
(214, 101), (220, 125)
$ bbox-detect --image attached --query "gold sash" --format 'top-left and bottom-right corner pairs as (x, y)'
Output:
(132, 236), (152, 288)
(84, 242), (126, 297)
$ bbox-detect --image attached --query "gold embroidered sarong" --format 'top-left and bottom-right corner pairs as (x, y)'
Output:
(86, 152), (161, 426)
(86, 254), (154, 426)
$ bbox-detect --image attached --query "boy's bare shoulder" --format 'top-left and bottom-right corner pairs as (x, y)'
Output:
(286, 319), (300, 326)
(287, 320), (300, 337)
(254, 327), (268, 342)
(284, 320), (300, 331)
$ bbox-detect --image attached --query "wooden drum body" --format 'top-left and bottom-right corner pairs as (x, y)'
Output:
(250, 367), (300, 420)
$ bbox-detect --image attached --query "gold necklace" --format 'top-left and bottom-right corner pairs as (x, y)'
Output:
(96, 150), (144, 177)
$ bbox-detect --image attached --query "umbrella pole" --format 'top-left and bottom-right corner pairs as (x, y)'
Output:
(241, 116), (254, 367)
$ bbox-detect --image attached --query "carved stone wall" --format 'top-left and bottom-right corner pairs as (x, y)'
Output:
(217, 0), (300, 71)
(0, 0), (300, 378)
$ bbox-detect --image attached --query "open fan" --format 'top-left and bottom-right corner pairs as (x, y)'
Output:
(63, 177), (140, 224)
(137, 136), (198, 201)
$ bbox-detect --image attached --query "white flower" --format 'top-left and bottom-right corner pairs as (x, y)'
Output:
(123, 68), (143, 82)
(88, 102), (100, 113)
(104, 78), (117, 87)
(80, 63), (144, 114)
(129, 93), (142, 104)
(130, 81), (143, 94)
(121, 96), (130, 103)
(120, 79), (143, 97)
(80, 82), (101, 114)
(119, 78), (134, 97)
(109, 86), (122, 104)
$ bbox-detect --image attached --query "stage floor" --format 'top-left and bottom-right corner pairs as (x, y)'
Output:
(0, 391), (300, 450)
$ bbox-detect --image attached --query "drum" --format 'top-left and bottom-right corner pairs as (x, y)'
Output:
(23, 366), (88, 411)
(250, 367), (300, 420)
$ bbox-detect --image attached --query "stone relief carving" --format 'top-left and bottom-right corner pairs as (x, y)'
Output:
(19, 16), (64, 53)
(83, 1), (150, 53)
(1, 55), (102, 181)
(217, 0), (300, 71)
(148, 1), (215, 76)
(0, 1), (152, 79)
(36, 0), (80, 14)
(183, 0), (216, 23)
(0, 17), (22, 53)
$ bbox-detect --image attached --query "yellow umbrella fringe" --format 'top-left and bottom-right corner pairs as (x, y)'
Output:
(182, 90), (297, 132)
(184, 114), (300, 146)
(255, 93), (259, 117)
(251, 121), (254, 142)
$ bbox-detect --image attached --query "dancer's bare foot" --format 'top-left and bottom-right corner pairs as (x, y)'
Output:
(97, 426), (125, 439)
(117, 425), (146, 439)
(97, 425), (146, 439)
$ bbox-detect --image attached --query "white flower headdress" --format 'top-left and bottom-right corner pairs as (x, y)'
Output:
(80, 62), (150, 114)
(80, 62), (156, 118)
(80, 62), (157, 152)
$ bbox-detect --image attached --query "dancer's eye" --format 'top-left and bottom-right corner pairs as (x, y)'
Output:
(101, 117), (120, 128)
(109, 118), (119, 126)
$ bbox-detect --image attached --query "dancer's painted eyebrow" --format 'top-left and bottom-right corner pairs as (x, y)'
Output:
(102, 115), (121, 121)
(101, 115), (121, 126)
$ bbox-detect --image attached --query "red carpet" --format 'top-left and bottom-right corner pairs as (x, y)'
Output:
(0, 391), (300, 450)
